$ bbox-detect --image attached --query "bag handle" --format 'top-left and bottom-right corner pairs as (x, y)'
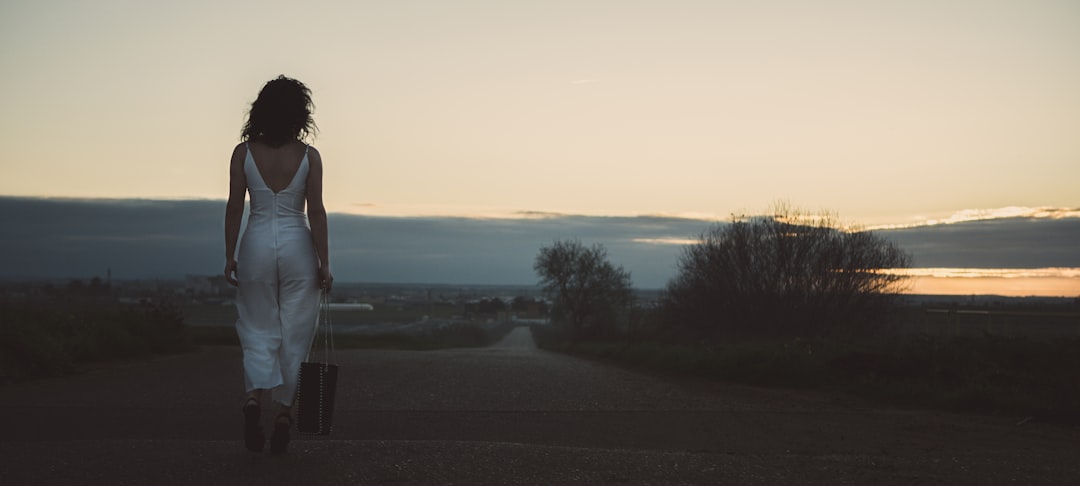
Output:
(307, 290), (335, 364)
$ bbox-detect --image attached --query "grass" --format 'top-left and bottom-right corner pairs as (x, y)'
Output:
(3, 297), (516, 385)
(184, 301), (517, 350)
(190, 320), (518, 351)
(1, 297), (193, 383)
(532, 325), (1080, 424)
(181, 302), (464, 327)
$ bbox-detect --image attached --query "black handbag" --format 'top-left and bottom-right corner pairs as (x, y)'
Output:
(296, 291), (338, 435)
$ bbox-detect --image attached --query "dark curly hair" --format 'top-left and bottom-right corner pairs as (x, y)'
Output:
(241, 75), (317, 147)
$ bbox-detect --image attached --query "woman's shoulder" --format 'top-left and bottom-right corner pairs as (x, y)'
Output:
(306, 144), (322, 163)
(230, 142), (248, 166)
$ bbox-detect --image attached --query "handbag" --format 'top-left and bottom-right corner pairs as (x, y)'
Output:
(296, 290), (338, 435)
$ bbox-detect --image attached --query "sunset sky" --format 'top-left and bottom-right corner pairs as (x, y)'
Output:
(1, 1), (1077, 295)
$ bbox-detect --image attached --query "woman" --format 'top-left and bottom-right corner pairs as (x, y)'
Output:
(224, 75), (333, 454)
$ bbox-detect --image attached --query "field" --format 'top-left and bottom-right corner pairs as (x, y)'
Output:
(9, 293), (1079, 423)
(182, 301), (516, 350)
(534, 301), (1080, 424)
(896, 307), (1080, 338)
(183, 301), (466, 328)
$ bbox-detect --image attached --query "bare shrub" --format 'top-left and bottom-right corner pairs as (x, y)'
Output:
(664, 204), (911, 339)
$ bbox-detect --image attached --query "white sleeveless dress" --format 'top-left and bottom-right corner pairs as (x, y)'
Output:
(235, 143), (320, 406)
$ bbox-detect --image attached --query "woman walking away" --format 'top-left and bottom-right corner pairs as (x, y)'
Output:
(223, 75), (334, 453)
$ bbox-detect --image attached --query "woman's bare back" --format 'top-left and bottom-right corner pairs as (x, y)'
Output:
(248, 141), (309, 193)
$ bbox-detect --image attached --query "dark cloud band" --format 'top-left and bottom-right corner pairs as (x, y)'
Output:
(1, 197), (1077, 288)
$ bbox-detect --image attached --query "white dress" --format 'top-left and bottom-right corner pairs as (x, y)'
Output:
(235, 143), (320, 406)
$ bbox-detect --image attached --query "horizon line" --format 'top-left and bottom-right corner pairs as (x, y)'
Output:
(2, 194), (1078, 230)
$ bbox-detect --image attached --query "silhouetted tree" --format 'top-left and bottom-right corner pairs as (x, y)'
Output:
(664, 204), (911, 339)
(534, 240), (633, 339)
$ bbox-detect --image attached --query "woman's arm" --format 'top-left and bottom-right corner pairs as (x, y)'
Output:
(224, 143), (247, 286)
(306, 146), (334, 291)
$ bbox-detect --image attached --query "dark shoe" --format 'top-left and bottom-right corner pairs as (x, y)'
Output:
(243, 398), (264, 452)
(270, 413), (292, 454)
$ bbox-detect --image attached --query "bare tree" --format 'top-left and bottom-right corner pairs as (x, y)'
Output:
(665, 205), (911, 339)
(534, 240), (633, 340)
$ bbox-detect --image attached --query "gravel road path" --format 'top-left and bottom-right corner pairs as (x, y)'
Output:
(1, 326), (1077, 484)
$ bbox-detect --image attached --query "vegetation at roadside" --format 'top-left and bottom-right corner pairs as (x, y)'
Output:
(531, 204), (1080, 423)
(664, 203), (910, 339)
(182, 300), (469, 327)
(534, 239), (634, 340)
(1, 296), (192, 384)
(191, 320), (518, 351)
(3, 278), (522, 385)
(532, 324), (1080, 424)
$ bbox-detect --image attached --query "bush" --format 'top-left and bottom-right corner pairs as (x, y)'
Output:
(0, 315), (73, 380)
(664, 204), (910, 339)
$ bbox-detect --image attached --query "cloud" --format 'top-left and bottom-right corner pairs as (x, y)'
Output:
(878, 217), (1080, 268)
(0, 197), (226, 277)
(1, 197), (1077, 288)
(326, 212), (707, 286)
(632, 238), (701, 246)
(869, 206), (1080, 230)
(0, 197), (708, 287)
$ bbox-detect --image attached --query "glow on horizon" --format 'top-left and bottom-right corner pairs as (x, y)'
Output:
(884, 268), (1080, 279)
(633, 237), (702, 246)
(901, 274), (1080, 298)
(885, 267), (1080, 297)
(345, 203), (730, 222)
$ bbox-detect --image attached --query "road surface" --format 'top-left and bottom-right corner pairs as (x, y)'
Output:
(1, 327), (1077, 484)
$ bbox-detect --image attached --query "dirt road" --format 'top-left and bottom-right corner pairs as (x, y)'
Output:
(1, 327), (1077, 484)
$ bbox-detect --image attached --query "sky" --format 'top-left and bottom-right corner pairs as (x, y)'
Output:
(1, 1), (1078, 295)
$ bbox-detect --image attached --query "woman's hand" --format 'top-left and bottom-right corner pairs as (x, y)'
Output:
(318, 266), (334, 292)
(224, 259), (239, 286)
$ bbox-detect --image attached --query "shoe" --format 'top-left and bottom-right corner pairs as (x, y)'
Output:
(270, 412), (292, 454)
(243, 398), (264, 452)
